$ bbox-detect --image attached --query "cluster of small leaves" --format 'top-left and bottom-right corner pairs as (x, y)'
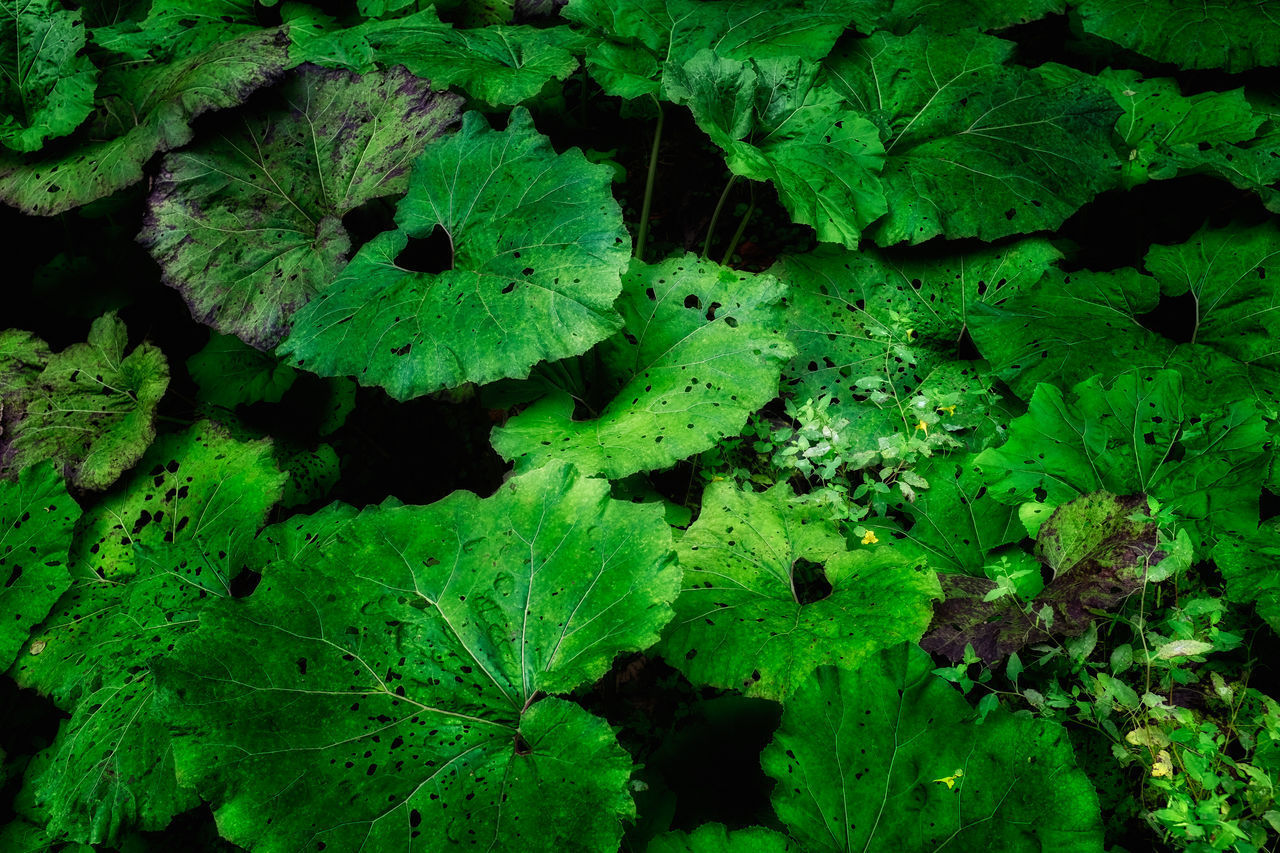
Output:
(1, 0), (1279, 852)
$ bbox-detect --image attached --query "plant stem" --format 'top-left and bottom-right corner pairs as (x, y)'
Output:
(635, 98), (664, 262)
(721, 182), (756, 266)
(702, 173), (738, 259)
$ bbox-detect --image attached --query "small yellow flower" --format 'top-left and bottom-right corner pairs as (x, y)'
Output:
(906, 329), (917, 339)
(914, 420), (928, 433)
(939, 405), (957, 415)
(933, 769), (964, 789)
(861, 530), (879, 545)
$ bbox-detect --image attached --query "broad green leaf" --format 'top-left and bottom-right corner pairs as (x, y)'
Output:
(491, 255), (794, 479)
(155, 462), (680, 853)
(878, 0), (1065, 34)
(296, 7), (584, 107)
(91, 0), (259, 60)
(664, 52), (886, 247)
(279, 108), (629, 399)
(1075, 0), (1280, 72)
(1099, 69), (1262, 186)
(0, 313), (169, 491)
(975, 370), (1270, 548)
(0, 28), (289, 215)
(763, 644), (1103, 852)
(187, 333), (296, 408)
(9, 423), (285, 845)
(889, 453), (1023, 575)
(1144, 222), (1280, 376)
(1213, 522), (1280, 634)
(0, 0), (98, 152)
(826, 30), (1121, 244)
(924, 492), (1165, 662)
(658, 481), (939, 699)
(650, 824), (795, 853)
(0, 462), (78, 671)
(565, 0), (878, 99)
(139, 65), (463, 349)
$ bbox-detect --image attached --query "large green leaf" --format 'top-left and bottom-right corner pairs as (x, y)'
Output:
(826, 29), (1120, 244)
(491, 255), (794, 479)
(279, 108), (630, 399)
(664, 52), (886, 247)
(296, 7), (584, 107)
(1214, 521), (1280, 635)
(0, 28), (289, 215)
(91, 0), (259, 60)
(762, 644), (1103, 852)
(878, 0), (1064, 33)
(0, 0), (98, 153)
(975, 370), (1270, 549)
(186, 333), (296, 408)
(0, 462), (78, 671)
(1099, 69), (1262, 187)
(0, 313), (169, 491)
(658, 481), (939, 699)
(1074, 0), (1280, 72)
(154, 462), (680, 852)
(8, 423), (285, 845)
(565, 0), (878, 99)
(139, 65), (463, 349)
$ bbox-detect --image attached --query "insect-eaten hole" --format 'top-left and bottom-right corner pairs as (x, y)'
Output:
(396, 224), (454, 274)
(790, 558), (832, 604)
(513, 731), (532, 755)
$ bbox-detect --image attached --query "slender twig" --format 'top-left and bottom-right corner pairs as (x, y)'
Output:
(635, 98), (664, 262)
(721, 182), (756, 266)
(702, 173), (738, 259)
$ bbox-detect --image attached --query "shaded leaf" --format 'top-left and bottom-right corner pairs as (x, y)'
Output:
(878, 0), (1065, 34)
(0, 462), (78, 671)
(155, 462), (679, 852)
(491, 255), (794, 479)
(1075, 0), (1280, 72)
(659, 481), (939, 699)
(1213, 522), (1280, 635)
(0, 313), (168, 491)
(279, 108), (629, 399)
(0, 28), (289, 215)
(186, 333), (297, 408)
(0, 0), (98, 152)
(650, 823), (795, 853)
(763, 644), (1103, 851)
(826, 29), (1121, 244)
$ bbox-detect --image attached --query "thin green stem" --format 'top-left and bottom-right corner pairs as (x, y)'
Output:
(635, 99), (664, 262)
(720, 182), (756, 266)
(702, 173), (738, 259)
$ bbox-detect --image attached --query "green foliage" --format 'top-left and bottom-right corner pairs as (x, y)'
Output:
(279, 108), (630, 399)
(1074, 0), (1280, 72)
(0, 0), (98, 153)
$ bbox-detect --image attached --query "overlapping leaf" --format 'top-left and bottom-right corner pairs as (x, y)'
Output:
(0, 28), (289, 215)
(924, 492), (1176, 662)
(658, 481), (939, 699)
(664, 53), (885, 247)
(651, 824), (795, 852)
(155, 462), (680, 853)
(186, 333), (296, 408)
(8, 423), (285, 845)
(826, 29), (1121, 244)
(91, 0), (260, 60)
(1074, 0), (1280, 72)
(0, 462), (78, 671)
(491, 255), (794, 479)
(878, 0), (1065, 34)
(1214, 521), (1280, 635)
(565, 0), (877, 99)
(295, 7), (585, 107)
(0, 313), (168, 491)
(0, 0), (98, 153)
(976, 370), (1269, 548)
(762, 644), (1104, 852)
(140, 65), (463, 349)
(279, 108), (630, 399)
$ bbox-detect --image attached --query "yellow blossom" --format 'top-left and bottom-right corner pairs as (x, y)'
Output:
(939, 404), (957, 415)
(861, 530), (879, 545)
(914, 420), (928, 433)
(933, 769), (964, 789)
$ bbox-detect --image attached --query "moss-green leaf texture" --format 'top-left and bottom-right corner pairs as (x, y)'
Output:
(155, 461), (680, 852)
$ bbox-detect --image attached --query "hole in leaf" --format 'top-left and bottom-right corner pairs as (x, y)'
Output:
(396, 224), (453, 274)
(340, 197), (397, 256)
(1137, 290), (1198, 343)
(791, 558), (832, 604)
